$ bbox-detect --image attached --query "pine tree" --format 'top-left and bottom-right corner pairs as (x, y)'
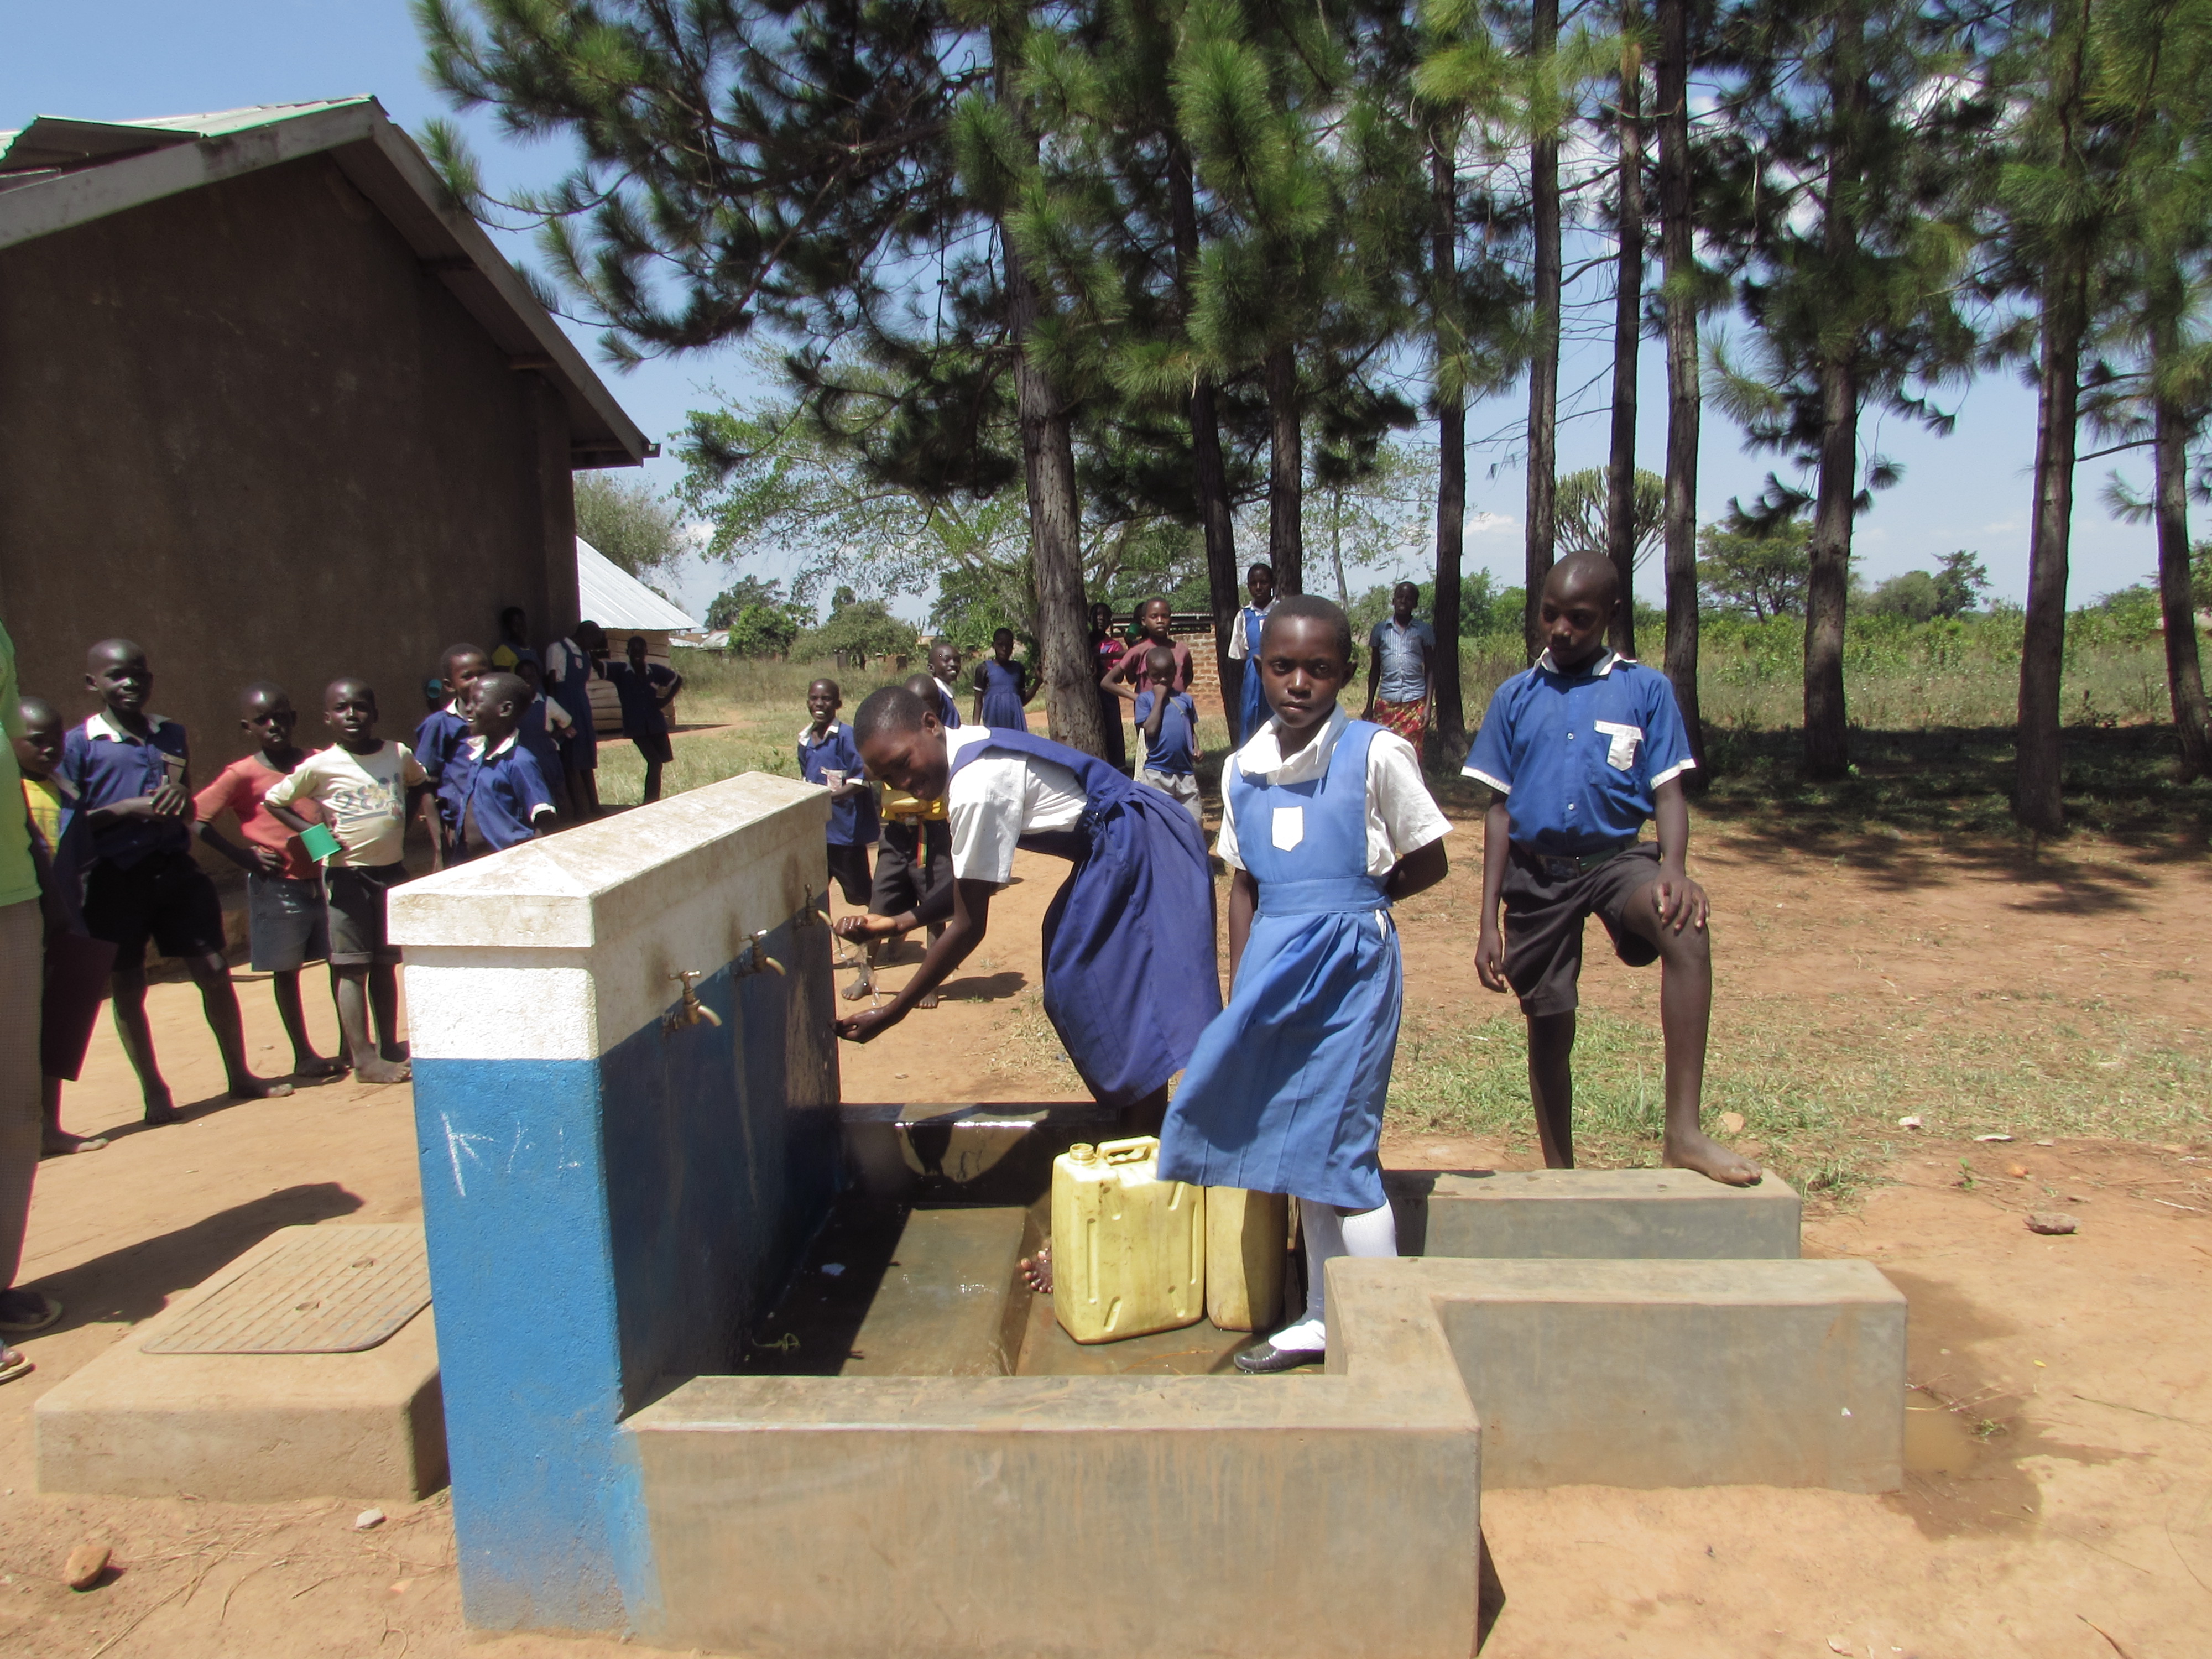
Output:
(1653, 0), (1710, 769)
(1523, 0), (1564, 658)
(1604, 3), (1650, 658)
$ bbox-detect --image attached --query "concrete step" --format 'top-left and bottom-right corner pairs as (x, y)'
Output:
(743, 1201), (1034, 1378)
(841, 1102), (1119, 1205)
(1331, 1255), (1905, 1492)
(1387, 1167), (1801, 1260)
(36, 1224), (445, 1504)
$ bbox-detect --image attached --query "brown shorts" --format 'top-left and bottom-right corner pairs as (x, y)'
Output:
(1501, 842), (1663, 1017)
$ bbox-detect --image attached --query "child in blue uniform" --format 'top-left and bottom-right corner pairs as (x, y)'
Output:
(1130, 646), (1202, 825)
(416, 642), (487, 859)
(834, 685), (1219, 1126)
(971, 629), (1031, 729)
(445, 674), (556, 860)
(1161, 596), (1452, 1373)
(926, 642), (964, 729)
(797, 678), (878, 908)
(1465, 551), (1755, 1186)
(1224, 562), (1276, 745)
(1159, 602), (1451, 1380)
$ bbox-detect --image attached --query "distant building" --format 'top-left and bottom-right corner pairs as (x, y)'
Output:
(0, 98), (648, 776)
(575, 537), (696, 733)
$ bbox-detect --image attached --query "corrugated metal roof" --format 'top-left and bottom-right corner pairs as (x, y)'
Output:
(577, 538), (698, 631)
(0, 98), (648, 467)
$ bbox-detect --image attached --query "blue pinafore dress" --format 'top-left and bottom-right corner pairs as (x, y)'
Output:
(977, 659), (1029, 730)
(1238, 606), (1271, 742)
(948, 728), (1220, 1107)
(1159, 722), (1401, 1211)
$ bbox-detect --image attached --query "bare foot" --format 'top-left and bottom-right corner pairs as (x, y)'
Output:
(1665, 1128), (1762, 1187)
(354, 1058), (412, 1085)
(143, 1088), (179, 1126)
(292, 1055), (349, 1080)
(1019, 1246), (1052, 1295)
(840, 977), (875, 1001)
(226, 1076), (295, 1101)
(917, 989), (940, 1010)
(41, 1133), (108, 1158)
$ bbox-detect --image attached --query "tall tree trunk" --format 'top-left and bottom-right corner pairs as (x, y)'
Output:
(1432, 131), (1469, 753)
(2152, 312), (2212, 779)
(1605, 23), (1645, 659)
(1802, 0), (1863, 780)
(1267, 343), (1305, 593)
(2016, 255), (2084, 831)
(994, 24), (1102, 756)
(1656, 0), (1705, 770)
(1802, 354), (1855, 778)
(1168, 138), (1244, 740)
(1524, 0), (1561, 660)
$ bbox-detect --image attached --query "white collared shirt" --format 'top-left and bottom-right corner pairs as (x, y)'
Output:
(83, 709), (171, 743)
(1215, 707), (1452, 877)
(464, 731), (519, 761)
(1225, 599), (1275, 660)
(945, 724), (1088, 885)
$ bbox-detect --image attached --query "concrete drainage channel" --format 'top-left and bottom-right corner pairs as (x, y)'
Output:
(33, 775), (1907, 1657)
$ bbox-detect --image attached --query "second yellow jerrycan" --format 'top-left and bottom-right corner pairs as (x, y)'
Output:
(1205, 1188), (1289, 1331)
(1052, 1137), (1206, 1343)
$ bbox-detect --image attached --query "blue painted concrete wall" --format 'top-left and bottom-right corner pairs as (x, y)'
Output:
(411, 907), (841, 1632)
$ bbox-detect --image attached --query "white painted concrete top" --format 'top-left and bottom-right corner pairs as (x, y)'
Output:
(395, 773), (829, 1062)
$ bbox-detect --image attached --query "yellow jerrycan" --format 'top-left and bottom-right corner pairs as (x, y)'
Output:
(1205, 1188), (1288, 1331)
(1052, 1138), (1206, 1343)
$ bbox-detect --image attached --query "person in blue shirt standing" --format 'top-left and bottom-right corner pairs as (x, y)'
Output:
(971, 629), (1031, 730)
(58, 639), (292, 1121)
(602, 634), (684, 804)
(797, 678), (878, 909)
(444, 673), (556, 860)
(1130, 646), (1202, 825)
(1223, 562), (1276, 745)
(925, 641), (964, 731)
(1463, 551), (1756, 1187)
(415, 642), (488, 859)
(1361, 580), (1436, 745)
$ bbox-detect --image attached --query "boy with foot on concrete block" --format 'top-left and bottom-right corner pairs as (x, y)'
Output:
(1160, 596), (1452, 1373)
(445, 673), (556, 862)
(265, 679), (429, 1084)
(1465, 551), (1756, 1187)
(192, 684), (346, 1082)
(798, 677), (877, 915)
(59, 640), (294, 1122)
(1131, 646), (1203, 826)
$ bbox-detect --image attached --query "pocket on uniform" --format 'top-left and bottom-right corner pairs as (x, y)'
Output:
(1271, 805), (1304, 851)
(1593, 720), (1642, 771)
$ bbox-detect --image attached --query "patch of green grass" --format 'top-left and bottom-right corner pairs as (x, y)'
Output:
(596, 726), (805, 808)
(1388, 997), (2210, 1202)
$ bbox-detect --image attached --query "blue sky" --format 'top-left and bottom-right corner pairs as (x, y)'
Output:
(4, 1), (2167, 619)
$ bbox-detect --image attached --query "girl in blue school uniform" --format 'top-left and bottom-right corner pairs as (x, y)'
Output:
(971, 628), (1032, 731)
(1225, 561), (1276, 745)
(1160, 594), (1453, 1373)
(832, 683), (1219, 1123)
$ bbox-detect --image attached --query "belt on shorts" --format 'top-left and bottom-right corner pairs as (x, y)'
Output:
(1517, 840), (1640, 877)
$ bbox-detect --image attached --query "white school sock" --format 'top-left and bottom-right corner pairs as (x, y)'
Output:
(1340, 1198), (1399, 1259)
(1275, 1200), (1396, 1354)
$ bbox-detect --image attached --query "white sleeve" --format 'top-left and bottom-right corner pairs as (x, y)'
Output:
(1367, 731), (1452, 867)
(946, 759), (1026, 885)
(262, 753), (318, 808)
(1227, 615), (1248, 661)
(1213, 771), (1244, 870)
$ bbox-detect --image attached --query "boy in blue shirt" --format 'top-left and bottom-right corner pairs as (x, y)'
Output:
(446, 674), (556, 860)
(797, 678), (878, 908)
(1464, 552), (1755, 1187)
(1130, 645), (1202, 825)
(416, 642), (488, 859)
(602, 634), (684, 804)
(58, 639), (292, 1121)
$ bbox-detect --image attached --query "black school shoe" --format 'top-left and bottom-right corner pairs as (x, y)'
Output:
(1234, 1340), (1325, 1375)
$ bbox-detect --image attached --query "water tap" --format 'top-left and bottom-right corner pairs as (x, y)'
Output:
(662, 970), (723, 1034)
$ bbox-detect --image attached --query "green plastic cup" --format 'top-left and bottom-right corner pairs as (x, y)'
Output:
(298, 823), (343, 864)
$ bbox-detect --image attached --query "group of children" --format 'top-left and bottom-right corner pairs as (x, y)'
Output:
(14, 613), (683, 1141)
(823, 551), (1755, 1374)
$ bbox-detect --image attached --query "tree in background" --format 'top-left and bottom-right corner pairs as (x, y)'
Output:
(1708, 0), (1985, 779)
(1556, 466), (1662, 568)
(575, 471), (689, 581)
(795, 596), (916, 668)
(1604, 2), (1651, 658)
(1698, 518), (1811, 620)
(1930, 549), (1990, 619)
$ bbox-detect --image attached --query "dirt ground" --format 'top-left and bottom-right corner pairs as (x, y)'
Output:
(1, 804), (2208, 1657)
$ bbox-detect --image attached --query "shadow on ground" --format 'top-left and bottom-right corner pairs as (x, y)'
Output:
(28, 1182), (365, 1335)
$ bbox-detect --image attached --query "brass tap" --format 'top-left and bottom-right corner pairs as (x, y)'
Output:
(662, 970), (723, 1034)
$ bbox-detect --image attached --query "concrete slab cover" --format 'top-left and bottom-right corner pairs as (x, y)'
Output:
(36, 1225), (446, 1504)
(1387, 1167), (1802, 1259)
(1335, 1256), (1906, 1493)
(626, 1265), (1482, 1658)
(142, 1223), (428, 1354)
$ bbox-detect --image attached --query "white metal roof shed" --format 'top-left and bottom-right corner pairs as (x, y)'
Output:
(577, 538), (698, 632)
